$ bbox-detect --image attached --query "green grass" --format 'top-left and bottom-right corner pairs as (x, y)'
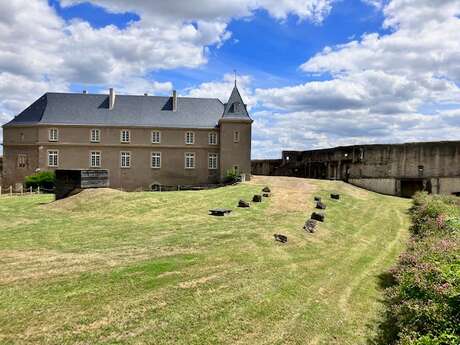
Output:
(0, 177), (411, 345)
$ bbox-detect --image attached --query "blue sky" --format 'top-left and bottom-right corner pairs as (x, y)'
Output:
(0, 0), (459, 158)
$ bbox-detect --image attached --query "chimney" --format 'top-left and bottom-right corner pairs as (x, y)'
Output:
(109, 88), (116, 110)
(144, 93), (148, 96)
(83, 90), (87, 94)
(172, 90), (177, 112)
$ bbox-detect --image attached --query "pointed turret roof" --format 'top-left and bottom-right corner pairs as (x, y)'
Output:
(222, 85), (252, 120)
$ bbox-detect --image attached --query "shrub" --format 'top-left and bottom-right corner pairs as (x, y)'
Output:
(25, 171), (55, 191)
(224, 169), (240, 184)
(376, 193), (460, 344)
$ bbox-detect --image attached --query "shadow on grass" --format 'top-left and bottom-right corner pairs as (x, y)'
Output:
(367, 271), (400, 345)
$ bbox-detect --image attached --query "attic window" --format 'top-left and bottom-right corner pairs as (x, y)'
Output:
(230, 102), (241, 113)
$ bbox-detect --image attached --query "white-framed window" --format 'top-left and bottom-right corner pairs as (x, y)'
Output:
(90, 129), (101, 143)
(120, 129), (131, 143)
(233, 130), (240, 143)
(120, 151), (131, 168)
(17, 154), (28, 168)
(151, 130), (161, 144)
(208, 153), (218, 170)
(90, 151), (101, 168)
(151, 152), (161, 169)
(208, 132), (218, 145)
(48, 128), (59, 142)
(185, 131), (195, 145)
(185, 152), (195, 169)
(47, 150), (59, 167)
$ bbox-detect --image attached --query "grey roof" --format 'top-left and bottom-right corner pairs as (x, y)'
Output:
(4, 92), (227, 128)
(222, 85), (252, 120)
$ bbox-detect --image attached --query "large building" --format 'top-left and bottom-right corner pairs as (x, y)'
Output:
(252, 141), (460, 197)
(1, 86), (252, 191)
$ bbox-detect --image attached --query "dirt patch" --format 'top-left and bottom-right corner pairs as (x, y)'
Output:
(247, 176), (317, 214)
(178, 273), (220, 289)
(42, 188), (125, 211)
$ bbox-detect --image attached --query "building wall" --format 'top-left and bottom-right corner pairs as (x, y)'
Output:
(348, 178), (397, 195)
(2, 124), (250, 190)
(251, 141), (460, 197)
(219, 120), (252, 180)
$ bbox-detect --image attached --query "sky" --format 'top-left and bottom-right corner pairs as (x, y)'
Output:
(0, 0), (459, 158)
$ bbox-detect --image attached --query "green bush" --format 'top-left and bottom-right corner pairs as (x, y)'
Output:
(25, 171), (55, 191)
(377, 193), (460, 344)
(224, 169), (240, 184)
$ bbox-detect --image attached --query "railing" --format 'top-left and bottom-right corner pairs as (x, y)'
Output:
(0, 185), (43, 197)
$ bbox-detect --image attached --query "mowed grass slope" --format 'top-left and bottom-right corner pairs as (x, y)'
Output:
(0, 176), (410, 345)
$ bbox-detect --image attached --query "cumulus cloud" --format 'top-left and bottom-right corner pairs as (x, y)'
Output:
(0, 0), (334, 123)
(60, 0), (334, 23)
(186, 73), (256, 109)
(252, 0), (460, 158)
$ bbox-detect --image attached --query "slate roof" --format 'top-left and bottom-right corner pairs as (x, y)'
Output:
(4, 92), (228, 128)
(222, 85), (252, 120)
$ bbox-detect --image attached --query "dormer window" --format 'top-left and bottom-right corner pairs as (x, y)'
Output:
(230, 102), (241, 113)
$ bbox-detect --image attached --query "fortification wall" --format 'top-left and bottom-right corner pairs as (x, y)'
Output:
(252, 141), (460, 197)
(348, 178), (396, 196)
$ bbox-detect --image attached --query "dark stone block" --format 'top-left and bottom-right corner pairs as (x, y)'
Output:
(274, 233), (288, 243)
(303, 219), (317, 233)
(311, 212), (325, 222)
(331, 193), (340, 200)
(316, 201), (326, 210)
(263, 193), (271, 198)
(314, 196), (321, 202)
(209, 208), (232, 216)
(262, 186), (271, 193)
(252, 195), (262, 202)
(238, 200), (250, 208)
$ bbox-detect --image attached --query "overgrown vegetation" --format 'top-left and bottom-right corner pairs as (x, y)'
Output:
(377, 192), (460, 345)
(24, 171), (55, 191)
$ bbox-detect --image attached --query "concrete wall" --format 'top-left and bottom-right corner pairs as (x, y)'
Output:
(3, 123), (251, 190)
(251, 141), (460, 197)
(348, 178), (397, 196)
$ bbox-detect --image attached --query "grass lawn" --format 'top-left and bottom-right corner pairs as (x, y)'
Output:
(0, 176), (411, 345)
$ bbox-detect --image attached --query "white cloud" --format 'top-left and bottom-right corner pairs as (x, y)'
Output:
(251, 0), (460, 158)
(60, 0), (334, 23)
(186, 73), (256, 109)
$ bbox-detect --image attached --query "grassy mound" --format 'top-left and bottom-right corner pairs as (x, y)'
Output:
(0, 177), (410, 344)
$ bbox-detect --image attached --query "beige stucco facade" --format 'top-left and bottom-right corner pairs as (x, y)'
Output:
(2, 122), (252, 191)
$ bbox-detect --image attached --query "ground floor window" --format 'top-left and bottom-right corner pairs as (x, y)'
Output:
(208, 153), (218, 170)
(47, 150), (59, 167)
(185, 152), (195, 169)
(120, 151), (131, 168)
(90, 151), (101, 168)
(151, 152), (161, 169)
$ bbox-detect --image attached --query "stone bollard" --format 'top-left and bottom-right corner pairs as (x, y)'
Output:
(262, 186), (271, 193)
(238, 200), (250, 208)
(331, 193), (340, 200)
(316, 201), (326, 210)
(303, 219), (317, 233)
(274, 234), (288, 243)
(311, 212), (325, 222)
(263, 193), (271, 198)
(252, 195), (262, 202)
(314, 196), (321, 202)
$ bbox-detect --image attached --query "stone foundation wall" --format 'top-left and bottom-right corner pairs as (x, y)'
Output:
(348, 178), (397, 196)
